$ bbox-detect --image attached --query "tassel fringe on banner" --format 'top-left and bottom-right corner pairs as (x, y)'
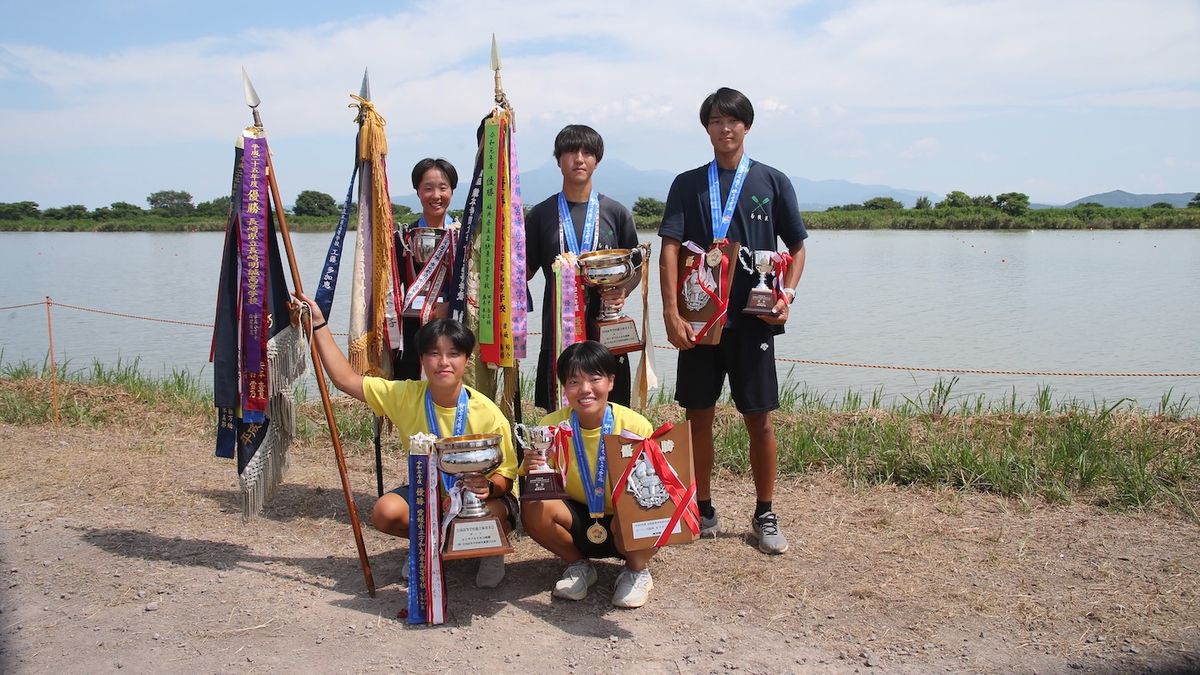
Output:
(240, 323), (309, 520)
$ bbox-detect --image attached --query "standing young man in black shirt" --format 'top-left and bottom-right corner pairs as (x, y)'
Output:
(657, 88), (807, 554)
(525, 125), (639, 410)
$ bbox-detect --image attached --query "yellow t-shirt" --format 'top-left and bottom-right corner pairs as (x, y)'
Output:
(538, 403), (654, 515)
(361, 378), (518, 485)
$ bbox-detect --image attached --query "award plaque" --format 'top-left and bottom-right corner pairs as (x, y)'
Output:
(435, 434), (515, 561)
(400, 226), (451, 320)
(604, 423), (698, 552)
(739, 249), (780, 316)
(515, 424), (568, 502)
(677, 239), (740, 346)
(576, 247), (646, 355)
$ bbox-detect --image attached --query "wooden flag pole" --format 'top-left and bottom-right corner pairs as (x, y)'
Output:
(243, 68), (375, 597)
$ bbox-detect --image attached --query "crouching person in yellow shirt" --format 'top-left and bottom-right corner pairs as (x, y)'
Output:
(297, 292), (517, 588)
(521, 341), (658, 608)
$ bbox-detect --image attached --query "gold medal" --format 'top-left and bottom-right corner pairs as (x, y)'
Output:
(705, 246), (723, 267)
(586, 520), (608, 544)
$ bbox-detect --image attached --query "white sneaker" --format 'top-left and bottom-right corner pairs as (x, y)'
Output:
(611, 567), (653, 608)
(475, 555), (505, 588)
(552, 560), (598, 601)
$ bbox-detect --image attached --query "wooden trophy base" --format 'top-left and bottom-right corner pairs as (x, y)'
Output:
(441, 514), (514, 561)
(597, 316), (644, 355)
(520, 471), (569, 502)
(742, 289), (778, 316)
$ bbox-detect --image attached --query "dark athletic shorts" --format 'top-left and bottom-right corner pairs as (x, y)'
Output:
(535, 349), (631, 410)
(565, 499), (623, 560)
(675, 320), (780, 414)
(390, 484), (519, 531)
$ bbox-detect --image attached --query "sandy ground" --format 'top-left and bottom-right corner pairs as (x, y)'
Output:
(1, 419), (1198, 674)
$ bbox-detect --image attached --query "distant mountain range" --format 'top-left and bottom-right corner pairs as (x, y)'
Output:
(392, 163), (1193, 212)
(1063, 190), (1196, 209)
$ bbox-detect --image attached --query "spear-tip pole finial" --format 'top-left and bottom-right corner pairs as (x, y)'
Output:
(491, 34), (506, 108)
(241, 66), (263, 128)
(359, 67), (371, 101)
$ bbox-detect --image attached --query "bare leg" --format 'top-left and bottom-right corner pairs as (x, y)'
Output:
(611, 517), (658, 572)
(686, 406), (716, 501)
(520, 500), (585, 562)
(371, 493), (410, 538)
(742, 411), (777, 502)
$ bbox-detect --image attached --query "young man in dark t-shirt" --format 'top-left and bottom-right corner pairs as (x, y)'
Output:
(525, 124), (639, 410)
(657, 87), (808, 555)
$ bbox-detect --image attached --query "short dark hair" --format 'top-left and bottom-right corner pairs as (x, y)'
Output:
(415, 318), (475, 355)
(553, 124), (604, 163)
(555, 341), (618, 384)
(699, 87), (754, 128)
(411, 158), (458, 191)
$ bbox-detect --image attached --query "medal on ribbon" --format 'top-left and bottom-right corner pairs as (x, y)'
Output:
(571, 405), (614, 544)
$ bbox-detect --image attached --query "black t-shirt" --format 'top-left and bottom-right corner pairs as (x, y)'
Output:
(525, 193), (639, 349)
(658, 159), (807, 330)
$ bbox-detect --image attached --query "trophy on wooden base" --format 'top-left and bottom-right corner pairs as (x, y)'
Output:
(515, 424), (568, 502)
(577, 247), (645, 355)
(401, 226), (451, 319)
(435, 433), (514, 561)
(739, 249), (780, 316)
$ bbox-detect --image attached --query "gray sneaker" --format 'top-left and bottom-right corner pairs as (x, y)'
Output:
(552, 560), (598, 601)
(699, 508), (720, 538)
(751, 511), (789, 554)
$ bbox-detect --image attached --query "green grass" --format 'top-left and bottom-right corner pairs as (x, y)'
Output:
(4, 358), (1197, 518)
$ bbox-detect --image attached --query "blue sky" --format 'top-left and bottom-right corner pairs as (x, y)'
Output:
(1, 0), (1197, 208)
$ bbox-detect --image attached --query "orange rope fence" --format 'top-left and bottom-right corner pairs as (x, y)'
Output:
(4, 298), (1199, 379)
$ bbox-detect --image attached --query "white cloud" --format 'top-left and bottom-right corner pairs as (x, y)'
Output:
(900, 137), (941, 160)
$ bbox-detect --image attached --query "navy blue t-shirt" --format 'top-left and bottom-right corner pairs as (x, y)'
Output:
(658, 159), (807, 330)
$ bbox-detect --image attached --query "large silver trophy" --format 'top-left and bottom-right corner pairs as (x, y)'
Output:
(738, 249), (780, 315)
(576, 246), (646, 354)
(435, 433), (514, 560)
(515, 424), (567, 502)
(402, 226), (450, 318)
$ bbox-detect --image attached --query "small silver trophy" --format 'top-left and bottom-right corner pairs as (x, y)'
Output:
(739, 249), (779, 315)
(402, 226), (449, 318)
(515, 424), (567, 502)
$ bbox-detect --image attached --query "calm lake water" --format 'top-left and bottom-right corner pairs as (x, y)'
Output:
(2, 230), (1198, 411)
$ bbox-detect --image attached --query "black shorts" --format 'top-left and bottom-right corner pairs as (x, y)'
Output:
(389, 484), (519, 531)
(565, 499), (623, 560)
(534, 348), (631, 410)
(675, 320), (780, 414)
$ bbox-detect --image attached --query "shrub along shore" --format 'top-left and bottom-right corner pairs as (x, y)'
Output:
(4, 205), (1200, 233)
(3, 358), (1196, 520)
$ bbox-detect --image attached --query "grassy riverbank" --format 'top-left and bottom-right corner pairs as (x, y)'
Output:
(4, 359), (1196, 519)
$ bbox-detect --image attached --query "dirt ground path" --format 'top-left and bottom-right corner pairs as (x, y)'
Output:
(1, 421), (1198, 674)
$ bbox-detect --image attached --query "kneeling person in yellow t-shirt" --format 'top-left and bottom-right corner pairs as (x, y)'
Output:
(298, 292), (517, 589)
(521, 341), (659, 608)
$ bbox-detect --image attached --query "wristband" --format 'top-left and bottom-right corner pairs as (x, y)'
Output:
(782, 288), (797, 304)
(312, 320), (328, 332)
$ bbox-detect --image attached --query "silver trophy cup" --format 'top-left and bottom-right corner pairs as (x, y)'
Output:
(739, 249), (779, 315)
(515, 424), (567, 501)
(576, 248), (643, 321)
(435, 433), (503, 519)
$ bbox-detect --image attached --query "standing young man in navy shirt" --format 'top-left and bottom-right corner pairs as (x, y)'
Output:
(657, 87), (807, 554)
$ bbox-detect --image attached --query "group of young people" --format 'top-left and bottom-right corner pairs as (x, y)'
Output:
(298, 86), (808, 610)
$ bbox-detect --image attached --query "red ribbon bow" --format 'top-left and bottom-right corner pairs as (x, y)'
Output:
(610, 423), (701, 547)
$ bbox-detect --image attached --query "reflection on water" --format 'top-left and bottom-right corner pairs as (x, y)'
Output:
(2, 229), (1198, 410)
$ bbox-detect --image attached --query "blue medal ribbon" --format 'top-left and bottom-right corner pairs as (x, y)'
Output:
(557, 191), (600, 256)
(425, 387), (469, 491)
(570, 405), (614, 518)
(415, 213), (455, 228)
(707, 155), (751, 242)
